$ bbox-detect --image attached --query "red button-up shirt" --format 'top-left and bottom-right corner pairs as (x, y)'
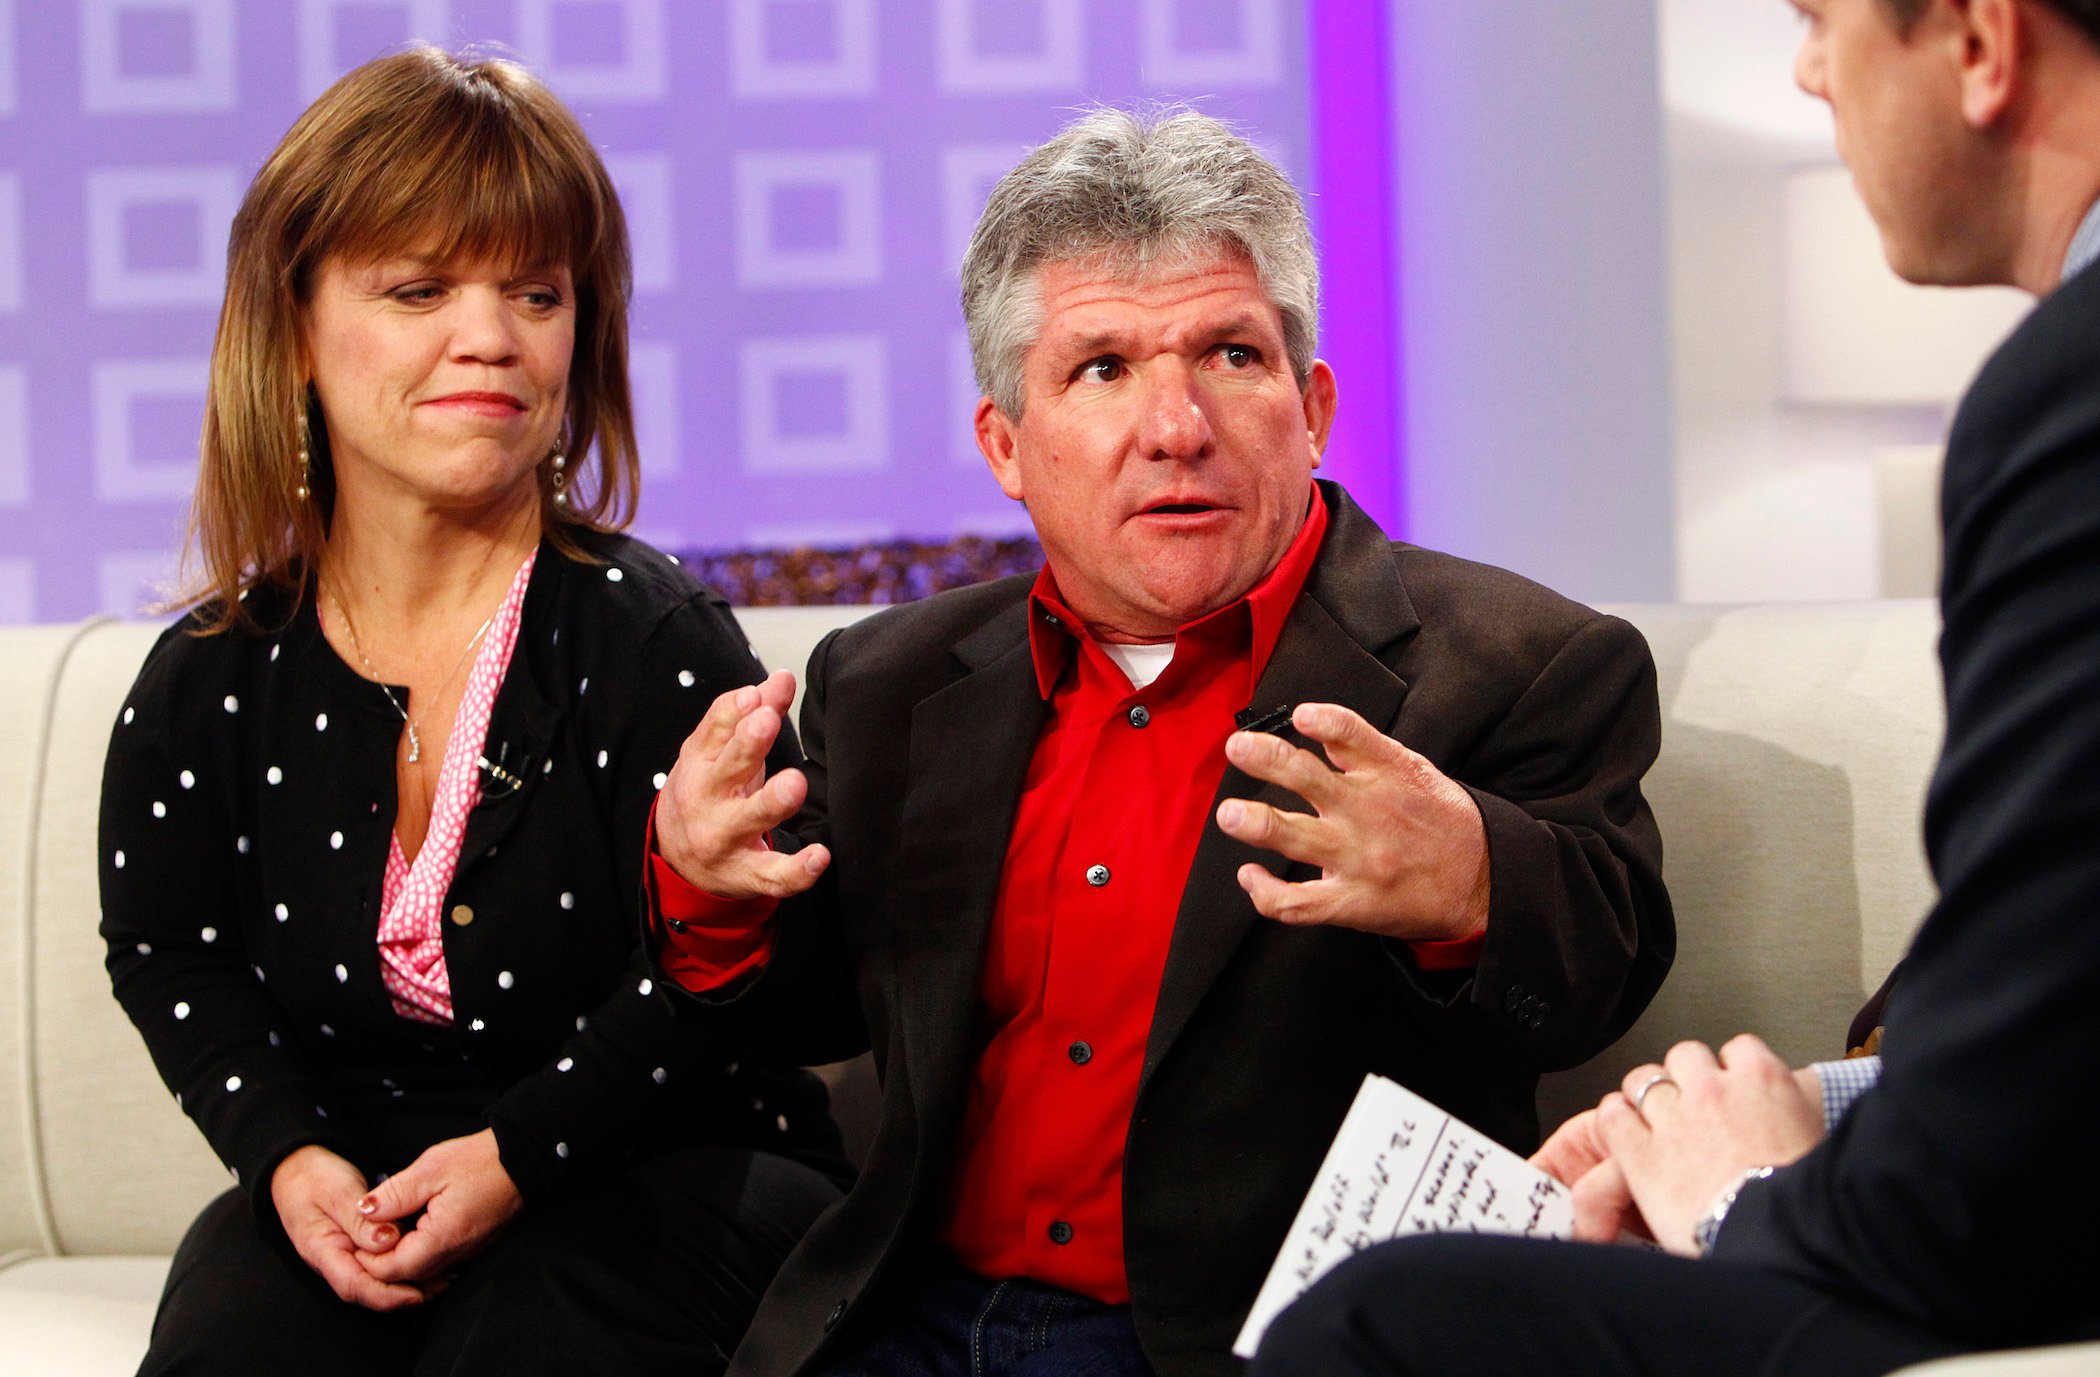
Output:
(649, 485), (1481, 1302)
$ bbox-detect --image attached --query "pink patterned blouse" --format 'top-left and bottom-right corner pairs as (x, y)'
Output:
(374, 550), (537, 1025)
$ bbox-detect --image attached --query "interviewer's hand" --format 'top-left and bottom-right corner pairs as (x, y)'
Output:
(353, 1129), (522, 1286)
(1214, 703), (1489, 942)
(1536, 1062), (1831, 1245)
(656, 670), (830, 900)
(270, 1144), (427, 1311)
(1599, 1035), (1824, 1256)
(1532, 1105), (1609, 1188)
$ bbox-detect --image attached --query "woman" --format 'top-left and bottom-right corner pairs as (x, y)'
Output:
(98, 48), (846, 1376)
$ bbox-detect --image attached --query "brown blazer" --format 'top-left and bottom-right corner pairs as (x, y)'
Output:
(682, 482), (1674, 1377)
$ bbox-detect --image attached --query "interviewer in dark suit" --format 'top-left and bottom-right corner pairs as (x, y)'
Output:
(1251, 1), (2100, 1373)
(645, 109), (1673, 1377)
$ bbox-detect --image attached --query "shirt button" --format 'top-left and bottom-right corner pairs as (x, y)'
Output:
(449, 905), (475, 927)
(1128, 705), (1151, 728)
(666, 918), (690, 934)
(1085, 864), (1110, 887)
(824, 1300), (847, 1331)
(1068, 1041), (1093, 1065)
(1048, 1221), (1074, 1245)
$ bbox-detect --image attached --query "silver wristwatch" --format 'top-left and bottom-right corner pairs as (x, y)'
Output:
(1692, 1165), (1775, 1256)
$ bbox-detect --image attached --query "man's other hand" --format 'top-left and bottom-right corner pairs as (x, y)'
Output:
(657, 670), (830, 901)
(1214, 703), (1489, 942)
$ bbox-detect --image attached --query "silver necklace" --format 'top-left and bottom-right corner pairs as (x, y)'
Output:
(329, 592), (491, 764)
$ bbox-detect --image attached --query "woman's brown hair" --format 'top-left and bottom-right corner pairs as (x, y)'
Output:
(183, 46), (637, 632)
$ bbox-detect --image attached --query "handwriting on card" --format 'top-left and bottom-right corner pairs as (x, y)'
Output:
(1233, 1075), (1574, 1358)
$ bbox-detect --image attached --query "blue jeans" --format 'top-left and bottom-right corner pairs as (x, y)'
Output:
(814, 1258), (1153, 1377)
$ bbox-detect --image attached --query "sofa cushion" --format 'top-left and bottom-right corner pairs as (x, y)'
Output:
(0, 1253), (166, 1376)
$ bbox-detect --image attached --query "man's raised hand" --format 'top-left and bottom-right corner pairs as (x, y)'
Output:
(656, 670), (830, 900)
(1213, 703), (1490, 942)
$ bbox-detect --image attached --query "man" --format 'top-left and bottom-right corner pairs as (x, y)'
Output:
(1252, 2), (2100, 1374)
(652, 109), (1672, 1377)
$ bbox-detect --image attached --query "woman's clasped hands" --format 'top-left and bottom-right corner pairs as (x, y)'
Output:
(270, 1129), (523, 1310)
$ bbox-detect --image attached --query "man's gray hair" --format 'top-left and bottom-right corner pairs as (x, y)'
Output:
(961, 106), (1320, 419)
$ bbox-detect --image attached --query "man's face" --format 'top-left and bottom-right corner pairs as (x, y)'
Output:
(976, 247), (1337, 643)
(1790, 0), (1990, 284)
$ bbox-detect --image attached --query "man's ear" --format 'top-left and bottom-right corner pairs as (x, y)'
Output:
(1956, 0), (2022, 128)
(976, 396), (1026, 501)
(1302, 360), (1338, 470)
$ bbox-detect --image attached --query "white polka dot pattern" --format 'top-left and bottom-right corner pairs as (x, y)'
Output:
(377, 553), (537, 1027)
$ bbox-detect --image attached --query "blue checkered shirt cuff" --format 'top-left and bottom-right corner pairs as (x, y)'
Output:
(1809, 1055), (1882, 1132)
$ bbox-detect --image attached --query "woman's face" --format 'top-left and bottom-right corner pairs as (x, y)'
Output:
(304, 251), (576, 521)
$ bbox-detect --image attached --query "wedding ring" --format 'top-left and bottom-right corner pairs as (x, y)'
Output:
(1629, 1071), (1677, 1115)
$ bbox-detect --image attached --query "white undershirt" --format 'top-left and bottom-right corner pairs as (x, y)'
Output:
(1099, 639), (1176, 689)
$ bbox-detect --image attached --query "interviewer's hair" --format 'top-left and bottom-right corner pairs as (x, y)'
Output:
(960, 106), (1319, 420)
(1883, 0), (2100, 44)
(183, 46), (635, 632)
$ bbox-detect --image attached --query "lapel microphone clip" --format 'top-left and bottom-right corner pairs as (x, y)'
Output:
(477, 742), (526, 797)
(1235, 703), (1298, 735)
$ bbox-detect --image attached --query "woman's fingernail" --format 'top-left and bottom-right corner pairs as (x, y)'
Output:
(357, 1196), (377, 1215)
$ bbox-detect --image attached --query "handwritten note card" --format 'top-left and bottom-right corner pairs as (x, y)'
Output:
(1232, 1074), (1574, 1358)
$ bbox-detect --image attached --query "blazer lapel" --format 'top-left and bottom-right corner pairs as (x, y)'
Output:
(893, 607), (1046, 1133)
(1140, 483), (1421, 1091)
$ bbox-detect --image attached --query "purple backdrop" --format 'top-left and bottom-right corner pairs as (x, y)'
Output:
(0, 0), (1415, 623)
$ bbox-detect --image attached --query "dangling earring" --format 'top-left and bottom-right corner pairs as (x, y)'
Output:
(293, 410), (312, 502)
(549, 449), (569, 508)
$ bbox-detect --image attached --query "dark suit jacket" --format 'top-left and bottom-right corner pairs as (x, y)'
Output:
(1713, 263), (2100, 1350)
(700, 483), (1673, 1376)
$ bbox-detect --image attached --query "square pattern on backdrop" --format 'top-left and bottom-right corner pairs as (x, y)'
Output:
(0, 0), (1307, 622)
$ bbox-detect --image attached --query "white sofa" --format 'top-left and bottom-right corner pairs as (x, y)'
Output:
(3, 604), (2093, 1375)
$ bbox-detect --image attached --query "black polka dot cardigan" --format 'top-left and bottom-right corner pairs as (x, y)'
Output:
(99, 530), (844, 1217)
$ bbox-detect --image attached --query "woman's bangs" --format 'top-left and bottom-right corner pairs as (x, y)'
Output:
(314, 109), (599, 277)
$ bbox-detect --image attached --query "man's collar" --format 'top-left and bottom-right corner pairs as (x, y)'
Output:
(2063, 194), (2100, 286)
(1025, 484), (1330, 699)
